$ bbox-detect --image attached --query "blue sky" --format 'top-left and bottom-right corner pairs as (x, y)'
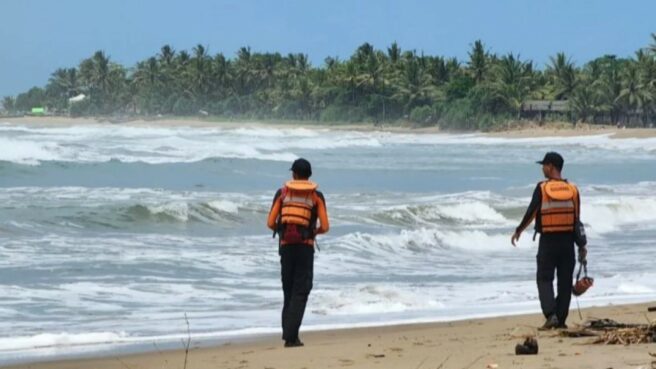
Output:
(1, 0), (654, 97)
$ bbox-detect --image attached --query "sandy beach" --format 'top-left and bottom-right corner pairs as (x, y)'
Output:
(4, 116), (656, 138)
(4, 302), (654, 369)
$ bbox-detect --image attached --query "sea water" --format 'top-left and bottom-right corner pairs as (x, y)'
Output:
(0, 122), (655, 363)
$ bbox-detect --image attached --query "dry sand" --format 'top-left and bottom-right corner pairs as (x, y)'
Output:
(6, 302), (655, 369)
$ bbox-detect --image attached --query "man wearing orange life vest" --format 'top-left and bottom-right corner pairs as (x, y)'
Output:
(267, 158), (329, 347)
(511, 152), (587, 329)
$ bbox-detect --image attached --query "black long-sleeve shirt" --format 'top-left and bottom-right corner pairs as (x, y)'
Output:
(516, 184), (542, 234)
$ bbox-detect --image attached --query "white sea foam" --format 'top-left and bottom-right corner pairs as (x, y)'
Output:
(0, 124), (380, 164)
(2, 123), (656, 165)
(312, 284), (446, 315)
(377, 132), (656, 152)
(334, 228), (531, 255)
(206, 200), (240, 214)
(0, 332), (129, 352)
(145, 202), (190, 222)
(0, 137), (60, 165)
(371, 201), (510, 227)
(583, 197), (656, 234)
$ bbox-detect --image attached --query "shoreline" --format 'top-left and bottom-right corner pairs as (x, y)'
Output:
(4, 301), (654, 369)
(3, 116), (656, 138)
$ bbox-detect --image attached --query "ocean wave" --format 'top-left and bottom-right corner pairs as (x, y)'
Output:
(0, 124), (381, 165)
(2, 185), (656, 234)
(331, 228), (526, 256)
(583, 196), (656, 234)
(2, 123), (656, 166)
(125, 200), (244, 223)
(378, 132), (656, 152)
(371, 201), (512, 228)
(0, 187), (267, 232)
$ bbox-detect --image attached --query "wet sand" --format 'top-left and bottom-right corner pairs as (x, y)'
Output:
(5, 302), (655, 369)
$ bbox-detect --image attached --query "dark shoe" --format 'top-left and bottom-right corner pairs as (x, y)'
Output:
(556, 323), (568, 329)
(284, 339), (304, 348)
(539, 314), (559, 330)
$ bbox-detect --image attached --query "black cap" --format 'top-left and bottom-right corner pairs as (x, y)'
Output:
(290, 158), (312, 178)
(537, 152), (564, 171)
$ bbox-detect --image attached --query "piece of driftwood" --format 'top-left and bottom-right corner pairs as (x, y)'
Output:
(560, 319), (656, 345)
(585, 318), (642, 330)
(592, 326), (656, 345)
(560, 329), (598, 338)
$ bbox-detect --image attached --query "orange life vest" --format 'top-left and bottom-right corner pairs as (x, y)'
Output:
(280, 180), (317, 227)
(279, 180), (318, 244)
(539, 180), (579, 233)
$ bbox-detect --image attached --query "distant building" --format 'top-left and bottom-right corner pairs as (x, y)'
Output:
(520, 100), (570, 122)
(68, 94), (86, 104)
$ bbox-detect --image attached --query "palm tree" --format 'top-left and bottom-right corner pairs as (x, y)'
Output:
(616, 63), (653, 126)
(189, 44), (212, 104)
(342, 60), (358, 104)
(291, 76), (315, 119)
(548, 52), (577, 99)
(593, 55), (624, 124)
(493, 53), (534, 115)
(387, 42), (401, 65)
(354, 43), (375, 66)
(209, 53), (230, 100)
(132, 57), (163, 114)
(2, 96), (15, 112)
(92, 51), (111, 95)
(392, 56), (439, 111)
(46, 68), (80, 110)
(649, 33), (656, 55)
(233, 47), (254, 96)
(468, 40), (488, 84)
(159, 45), (176, 66)
(426, 56), (450, 86)
(76, 50), (119, 113)
(569, 84), (596, 123)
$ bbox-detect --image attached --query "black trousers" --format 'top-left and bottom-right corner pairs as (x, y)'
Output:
(536, 233), (576, 324)
(280, 244), (314, 342)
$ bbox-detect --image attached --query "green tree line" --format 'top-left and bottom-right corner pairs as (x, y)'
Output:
(3, 34), (656, 129)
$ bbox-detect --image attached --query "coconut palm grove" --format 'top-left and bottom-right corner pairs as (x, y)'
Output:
(3, 34), (656, 130)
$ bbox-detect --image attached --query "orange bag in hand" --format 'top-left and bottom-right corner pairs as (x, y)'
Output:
(573, 262), (594, 296)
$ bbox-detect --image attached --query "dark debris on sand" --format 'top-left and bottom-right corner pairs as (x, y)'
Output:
(560, 319), (656, 345)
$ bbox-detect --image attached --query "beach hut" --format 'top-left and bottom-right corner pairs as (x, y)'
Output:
(520, 100), (570, 123)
